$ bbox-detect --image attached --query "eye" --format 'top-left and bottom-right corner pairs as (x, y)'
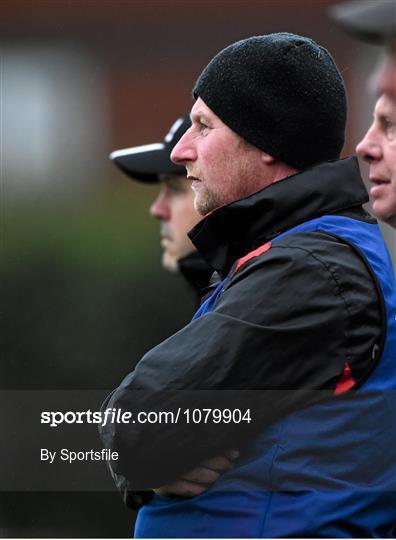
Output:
(199, 120), (210, 133)
(383, 117), (392, 129)
(165, 181), (188, 195)
(382, 116), (396, 140)
(168, 184), (185, 194)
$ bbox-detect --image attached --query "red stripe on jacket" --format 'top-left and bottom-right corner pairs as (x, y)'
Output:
(235, 242), (272, 272)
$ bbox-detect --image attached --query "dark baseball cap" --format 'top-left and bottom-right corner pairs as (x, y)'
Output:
(329, 0), (396, 44)
(110, 115), (191, 183)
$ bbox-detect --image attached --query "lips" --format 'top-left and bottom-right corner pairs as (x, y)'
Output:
(187, 175), (201, 190)
(369, 177), (389, 185)
(369, 177), (390, 199)
(160, 225), (174, 242)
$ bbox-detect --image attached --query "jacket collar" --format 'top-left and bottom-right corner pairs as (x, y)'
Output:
(178, 251), (213, 298)
(188, 157), (368, 277)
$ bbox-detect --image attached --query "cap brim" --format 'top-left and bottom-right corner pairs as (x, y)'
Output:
(329, 0), (396, 44)
(110, 143), (185, 183)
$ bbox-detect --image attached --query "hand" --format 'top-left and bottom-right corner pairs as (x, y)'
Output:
(153, 449), (240, 498)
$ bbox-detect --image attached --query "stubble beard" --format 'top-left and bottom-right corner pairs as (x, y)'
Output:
(193, 184), (223, 216)
(192, 140), (266, 215)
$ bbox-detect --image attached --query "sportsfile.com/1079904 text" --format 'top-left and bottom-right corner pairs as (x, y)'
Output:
(40, 408), (252, 428)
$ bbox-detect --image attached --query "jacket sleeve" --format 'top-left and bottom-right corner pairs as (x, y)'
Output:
(98, 232), (382, 490)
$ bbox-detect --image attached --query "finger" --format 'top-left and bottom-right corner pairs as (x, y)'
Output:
(225, 448), (240, 460)
(154, 479), (208, 498)
(180, 466), (220, 484)
(199, 453), (238, 472)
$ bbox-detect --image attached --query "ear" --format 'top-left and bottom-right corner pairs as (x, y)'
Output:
(260, 151), (276, 165)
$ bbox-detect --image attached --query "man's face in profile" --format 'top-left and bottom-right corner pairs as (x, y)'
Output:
(150, 175), (202, 271)
(356, 94), (396, 228)
(171, 98), (266, 216)
(357, 38), (396, 228)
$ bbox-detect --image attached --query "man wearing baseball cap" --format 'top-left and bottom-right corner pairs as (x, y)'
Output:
(110, 115), (212, 301)
(100, 33), (396, 537)
(331, 0), (396, 228)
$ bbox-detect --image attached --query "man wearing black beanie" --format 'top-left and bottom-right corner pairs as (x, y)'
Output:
(192, 33), (347, 170)
(99, 34), (396, 537)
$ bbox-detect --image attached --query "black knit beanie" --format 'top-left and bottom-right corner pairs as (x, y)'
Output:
(193, 33), (347, 169)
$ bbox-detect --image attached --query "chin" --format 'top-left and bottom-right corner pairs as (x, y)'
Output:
(195, 198), (217, 216)
(383, 214), (396, 228)
(162, 253), (178, 273)
(194, 188), (220, 216)
(373, 203), (396, 228)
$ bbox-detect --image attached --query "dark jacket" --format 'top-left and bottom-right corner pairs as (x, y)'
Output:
(178, 251), (213, 309)
(99, 157), (395, 536)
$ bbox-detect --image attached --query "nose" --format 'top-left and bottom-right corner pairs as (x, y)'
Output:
(150, 189), (170, 220)
(171, 128), (197, 165)
(356, 124), (382, 164)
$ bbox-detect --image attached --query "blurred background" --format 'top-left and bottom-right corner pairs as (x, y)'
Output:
(1, 0), (395, 537)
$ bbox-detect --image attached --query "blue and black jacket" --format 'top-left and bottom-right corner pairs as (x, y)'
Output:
(100, 157), (396, 537)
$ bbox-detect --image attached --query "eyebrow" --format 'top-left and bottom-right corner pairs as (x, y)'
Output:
(375, 104), (396, 119)
(374, 96), (396, 117)
(190, 109), (212, 123)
